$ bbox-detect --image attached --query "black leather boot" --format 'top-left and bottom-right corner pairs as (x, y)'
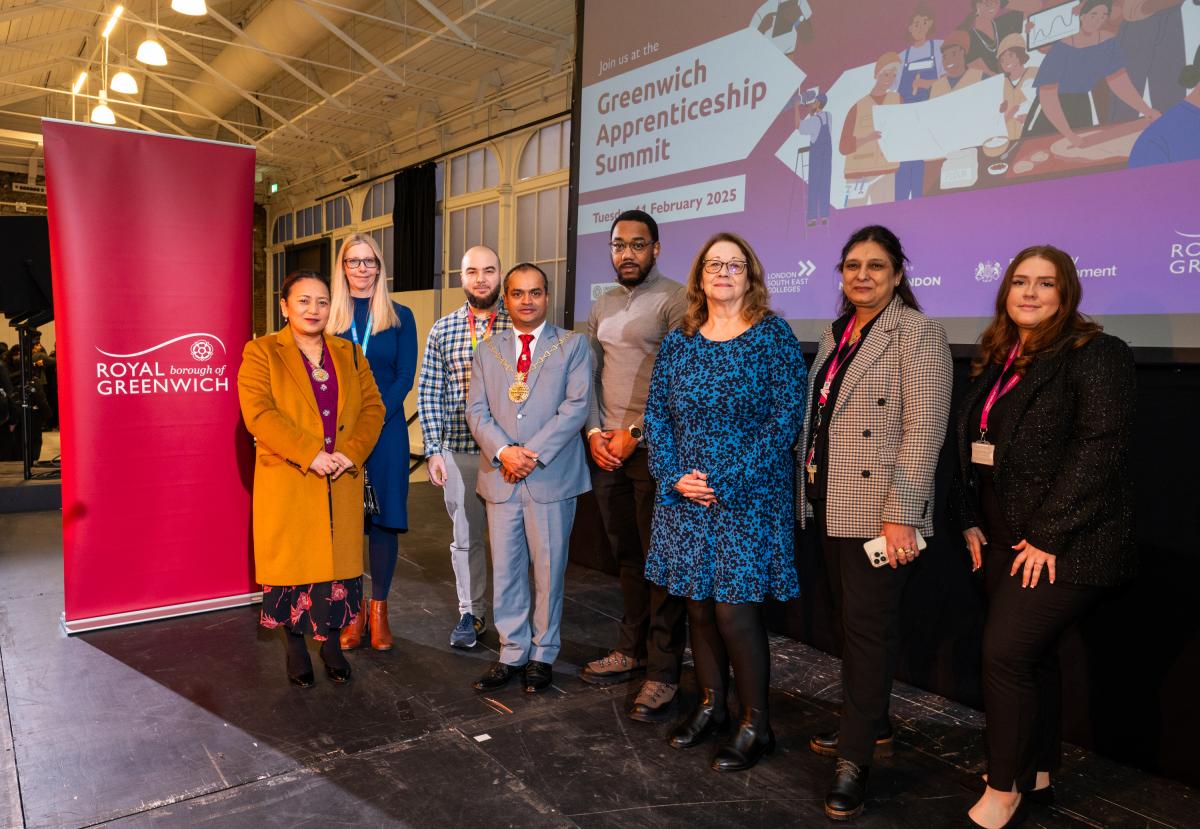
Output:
(667, 687), (728, 749)
(825, 758), (870, 820)
(711, 707), (775, 772)
(809, 723), (895, 758)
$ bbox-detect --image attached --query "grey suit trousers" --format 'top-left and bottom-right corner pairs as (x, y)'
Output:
(486, 483), (576, 666)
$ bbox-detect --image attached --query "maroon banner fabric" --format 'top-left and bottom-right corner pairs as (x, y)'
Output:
(43, 121), (257, 625)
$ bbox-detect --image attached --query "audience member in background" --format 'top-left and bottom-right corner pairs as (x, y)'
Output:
(237, 270), (383, 688)
(645, 232), (807, 773)
(951, 245), (1136, 829)
(580, 209), (688, 724)
(795, 225), (952, 821)
(417, 245), (513, 650)
(328, 233), (417, 653)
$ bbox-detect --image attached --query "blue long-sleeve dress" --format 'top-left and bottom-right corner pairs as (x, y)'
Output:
(339, 297), (418, 531)
(644, 314), (808, 603)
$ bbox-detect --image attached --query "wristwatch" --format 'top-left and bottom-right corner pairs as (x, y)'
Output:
(628, 424), (644, 441)
(587, 427), (602, 438)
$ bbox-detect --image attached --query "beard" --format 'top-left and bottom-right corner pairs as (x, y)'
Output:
(614, 256), (655, 287)
(466, 284), (500, 310)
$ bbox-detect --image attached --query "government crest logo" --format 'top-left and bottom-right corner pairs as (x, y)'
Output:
(974, 261), (1002, 283)
(190, 340), (214, 362)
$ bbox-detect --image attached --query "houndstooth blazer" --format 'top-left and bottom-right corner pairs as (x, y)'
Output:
(794, 296), (952, 538)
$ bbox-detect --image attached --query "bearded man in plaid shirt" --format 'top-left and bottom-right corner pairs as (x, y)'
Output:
(418, 245), (512, 649)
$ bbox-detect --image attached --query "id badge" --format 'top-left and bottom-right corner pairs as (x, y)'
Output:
(971, 440), (995, 466)
(907, 57), (935, 71)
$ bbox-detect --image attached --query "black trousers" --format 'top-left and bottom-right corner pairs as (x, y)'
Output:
(980, 540), (1103, 792)
(591, 448), (686, 683)
(814, 502), (911, 767)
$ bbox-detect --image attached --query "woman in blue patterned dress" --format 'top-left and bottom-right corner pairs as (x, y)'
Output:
(645, 231), (808, 773)
(328, 232), (418, 652)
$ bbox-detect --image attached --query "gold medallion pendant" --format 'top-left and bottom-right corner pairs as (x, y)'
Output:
(310, 367), (330, 382)
(508, 380), (530, 403)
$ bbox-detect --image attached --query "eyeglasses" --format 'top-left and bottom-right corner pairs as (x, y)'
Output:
(702, 259), (748, 276)
(345, 257), (380, 270)
(610, 240), (653, 254)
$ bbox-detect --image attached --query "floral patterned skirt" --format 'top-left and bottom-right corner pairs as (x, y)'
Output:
(259, 577), (363, 641)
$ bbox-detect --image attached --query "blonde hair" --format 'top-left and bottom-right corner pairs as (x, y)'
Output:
(680, 232), (773, 337)
(328, 232), (401, 335)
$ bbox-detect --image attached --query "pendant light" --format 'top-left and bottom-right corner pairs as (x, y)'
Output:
(92, 30), (117, 124)
(110, 23), (138, 94)
(170, 0), (207, 15)
(136, 1), (168, 66)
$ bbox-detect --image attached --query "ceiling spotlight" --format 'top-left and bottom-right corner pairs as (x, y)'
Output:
(102, 5), (124, 39)
(91, 90), (117, 125)
(170, 0), (207, 14)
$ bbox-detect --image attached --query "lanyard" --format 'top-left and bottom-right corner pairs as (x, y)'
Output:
(349, 311), (373, 357)
(806, 320), (864, 470)
(979, 342), (1022, 439)
(467, 307), (496, 351)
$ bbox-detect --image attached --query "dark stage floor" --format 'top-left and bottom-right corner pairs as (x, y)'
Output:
(0, 483), (1195, 828)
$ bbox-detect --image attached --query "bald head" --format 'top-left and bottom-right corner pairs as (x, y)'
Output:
(462, 245), (502, 311)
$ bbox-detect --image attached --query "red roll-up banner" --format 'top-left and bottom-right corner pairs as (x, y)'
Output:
(43, 120), (258, 632)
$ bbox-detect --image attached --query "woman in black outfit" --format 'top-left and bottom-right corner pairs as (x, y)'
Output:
(952, 245), (1136, 829)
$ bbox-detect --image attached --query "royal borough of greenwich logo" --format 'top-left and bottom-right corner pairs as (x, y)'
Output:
(95, 333), (230, 397)
(1171, 231), (1200, 276)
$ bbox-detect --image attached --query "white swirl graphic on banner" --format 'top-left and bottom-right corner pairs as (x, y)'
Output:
(1175, 231), (1200, 239)
(95, 333), (227, 359)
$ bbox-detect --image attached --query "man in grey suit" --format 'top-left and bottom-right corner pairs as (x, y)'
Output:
(466, 262), (593, 693)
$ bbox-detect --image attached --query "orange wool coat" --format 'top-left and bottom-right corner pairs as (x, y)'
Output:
(237, 329), (384, 586)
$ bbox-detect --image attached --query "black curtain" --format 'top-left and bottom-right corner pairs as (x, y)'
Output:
(393, 163), (436, 291)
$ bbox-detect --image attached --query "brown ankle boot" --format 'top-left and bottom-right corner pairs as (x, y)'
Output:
(369, 599), (393, 651)
(339, 603), (366, 650)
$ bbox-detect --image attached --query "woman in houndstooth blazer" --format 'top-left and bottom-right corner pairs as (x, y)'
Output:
(795, 226), (952, 821)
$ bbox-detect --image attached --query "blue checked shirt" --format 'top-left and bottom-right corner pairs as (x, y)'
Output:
(418, 301), (512, 456)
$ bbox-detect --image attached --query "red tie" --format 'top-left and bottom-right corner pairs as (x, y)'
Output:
(517, 334), (533, 375)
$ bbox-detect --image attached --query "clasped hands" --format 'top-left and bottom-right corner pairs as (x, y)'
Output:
(309, 449), (355, 479)
(963, 527), (1057, 588)
(498, 445), (539, 484)
(588, 429), (638, 472)
(674, 469), (716, 507)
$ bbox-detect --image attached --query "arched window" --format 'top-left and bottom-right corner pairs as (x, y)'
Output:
(361, 179), (395, 221)
(271, 214), (293, 244)
(445, 146), (501, 287)
(518, 119), (570, 181)
(325, 196), (352, 231)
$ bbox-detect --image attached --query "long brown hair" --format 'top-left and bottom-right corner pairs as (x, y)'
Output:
(971, 244), (1102, 378)
(680, 232), (773, 336)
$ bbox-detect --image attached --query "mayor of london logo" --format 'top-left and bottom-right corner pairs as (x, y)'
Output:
(974, 261), (1003, 283)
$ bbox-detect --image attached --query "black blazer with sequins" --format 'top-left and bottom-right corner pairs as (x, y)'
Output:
(951, 332), (1137, 587)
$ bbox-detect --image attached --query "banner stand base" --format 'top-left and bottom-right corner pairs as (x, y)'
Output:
(61, 592), (263, 635)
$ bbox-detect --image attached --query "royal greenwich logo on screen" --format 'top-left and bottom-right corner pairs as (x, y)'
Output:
(94, 333), (230, 397)
(1172, 231), (1200, 276)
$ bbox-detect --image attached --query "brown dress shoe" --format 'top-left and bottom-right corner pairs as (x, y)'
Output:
(368, 599), (393, 651)
(339, 603), (366, 650)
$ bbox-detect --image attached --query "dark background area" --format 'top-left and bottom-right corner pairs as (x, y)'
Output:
(568, 356), (1200, 788)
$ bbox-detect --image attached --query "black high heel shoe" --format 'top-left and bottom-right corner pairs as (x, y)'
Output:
(667, 688), (728, 749)
(965, 795), (1028, 828)
(319, 635), (352, 684)
(711, 707), (775, 772)
(285, 631), (314, 688)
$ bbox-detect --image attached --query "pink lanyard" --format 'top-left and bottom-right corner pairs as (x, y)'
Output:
(806, 321), (863, 469)
(979, 342), (1022, 440)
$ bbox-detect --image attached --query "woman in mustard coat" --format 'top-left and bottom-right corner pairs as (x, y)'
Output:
(238, 270), (384, 687)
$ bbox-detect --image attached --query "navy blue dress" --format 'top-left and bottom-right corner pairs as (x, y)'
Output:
(338, 297), (418, 531)
(645, 314), (808, 603)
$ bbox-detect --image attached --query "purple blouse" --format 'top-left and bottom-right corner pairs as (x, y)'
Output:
(304, 339), (340, 452)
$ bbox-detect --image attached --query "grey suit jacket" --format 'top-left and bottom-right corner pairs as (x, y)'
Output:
(794, 296), (952, 537)
(466, 325), (594, 504)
